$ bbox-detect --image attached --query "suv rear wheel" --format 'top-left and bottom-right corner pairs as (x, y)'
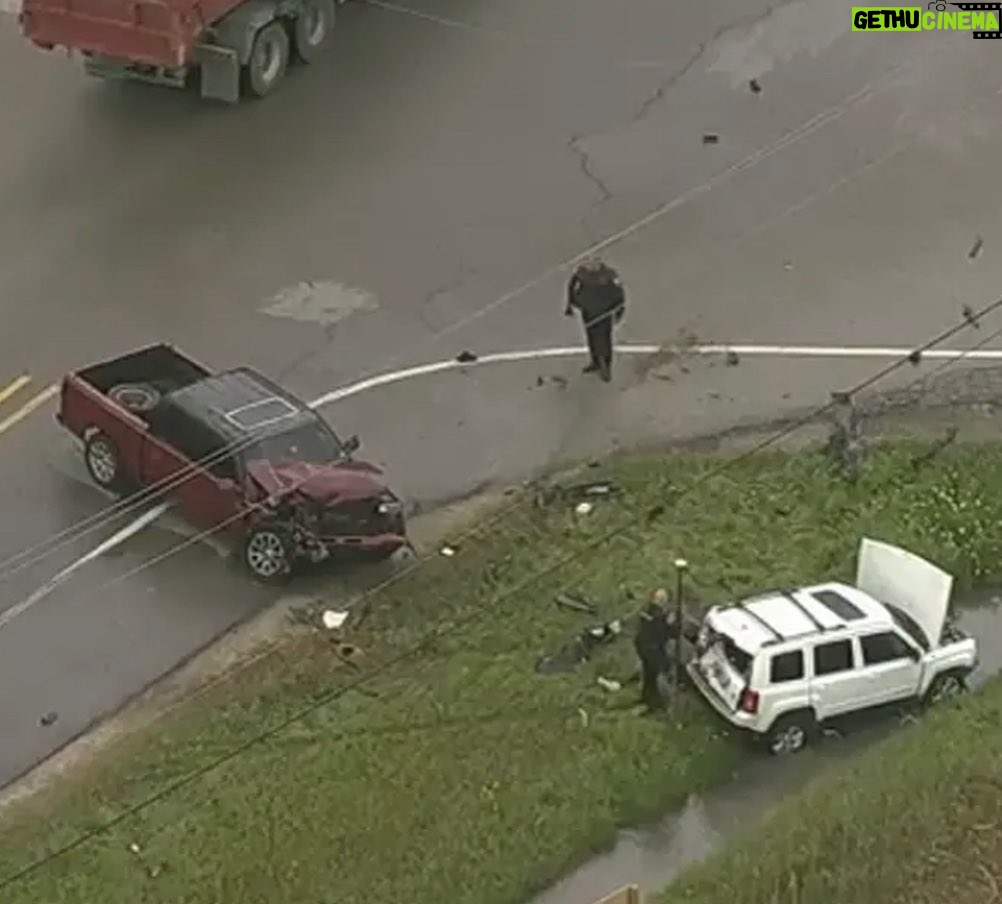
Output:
(765, 712), (814, 756)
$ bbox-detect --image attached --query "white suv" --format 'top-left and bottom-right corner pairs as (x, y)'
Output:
(686, 538), (978, 755)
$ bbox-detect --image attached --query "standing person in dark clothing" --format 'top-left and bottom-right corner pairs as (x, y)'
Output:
(634, 589), (673, 711)
(565, 257), (626, 382)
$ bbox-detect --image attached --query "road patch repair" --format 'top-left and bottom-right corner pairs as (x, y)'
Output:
(5, 393), (1002, 903)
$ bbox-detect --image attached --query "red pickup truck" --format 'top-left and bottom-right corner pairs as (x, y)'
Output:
(57, 344), (408, 584)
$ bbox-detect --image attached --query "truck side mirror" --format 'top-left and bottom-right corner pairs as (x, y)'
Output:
(343, 435), (360, 456)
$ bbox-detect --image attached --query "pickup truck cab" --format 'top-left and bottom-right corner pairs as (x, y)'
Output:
(57, 344), (407, 584)
(687, 538), (978, 754)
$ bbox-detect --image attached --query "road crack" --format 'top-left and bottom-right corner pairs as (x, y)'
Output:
(624, 0), (806, 129)
(568, 135), (613, 206)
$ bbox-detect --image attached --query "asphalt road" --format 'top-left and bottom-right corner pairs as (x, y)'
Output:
(2, 0), (1002, 788)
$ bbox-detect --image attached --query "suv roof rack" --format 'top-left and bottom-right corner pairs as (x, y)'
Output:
(779, 589), (837, 632)
(737, 600), (783, 641)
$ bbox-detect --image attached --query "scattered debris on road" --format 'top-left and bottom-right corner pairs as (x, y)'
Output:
(968, 235), (983, 260)
(908, 349), (922, 366)
(39, 711), (57, 727)
(962, 303), (980, 328)
(702, 133), (719, 144)
(749, 78), (762, 93)
(456, 350), (477, 363)
(725, 350), (740, 367)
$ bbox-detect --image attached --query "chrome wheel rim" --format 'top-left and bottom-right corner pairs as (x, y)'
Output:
(255, 34), (283, 84)
(770, 725), (805, 754)
(88, 440), (117, 485)
(246, 531), (286, 577)
(304, 5), (326, 44)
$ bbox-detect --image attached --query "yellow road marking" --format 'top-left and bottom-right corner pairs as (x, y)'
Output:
(0, 375), (30, 408)
(0, 383), (58, 436)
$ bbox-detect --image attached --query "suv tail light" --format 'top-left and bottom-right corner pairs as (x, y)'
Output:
(739, 688), (759, 714)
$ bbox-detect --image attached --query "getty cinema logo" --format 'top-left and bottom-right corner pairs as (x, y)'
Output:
(853, 3), (1002, 37)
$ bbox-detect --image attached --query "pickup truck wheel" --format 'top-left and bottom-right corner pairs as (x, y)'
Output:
(243, 526), (293, 585)
(293, 0), (335, 63)
(765, 712), (814, 756)
(84, 433), (124, 491)
(244, 22), (289, 98)
(925, 670), (968, 706)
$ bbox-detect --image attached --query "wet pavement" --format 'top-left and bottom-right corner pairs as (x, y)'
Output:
(2, 0), (1002, 789)
(529, 600), (1002, 904)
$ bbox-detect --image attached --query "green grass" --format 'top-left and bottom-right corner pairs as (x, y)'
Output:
(3, 442), (1002, 904)
(657, 675), (1002, 904)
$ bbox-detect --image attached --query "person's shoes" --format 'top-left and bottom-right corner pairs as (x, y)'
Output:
(582, 361), (600, 374)
(599, 363), (612, 382)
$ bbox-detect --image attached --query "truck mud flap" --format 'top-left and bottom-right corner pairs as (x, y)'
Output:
(194, 44), (240, 103)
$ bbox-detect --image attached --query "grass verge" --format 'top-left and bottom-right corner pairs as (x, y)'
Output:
(3, 441), (1002, 904)
(657, 673), (1002, 904)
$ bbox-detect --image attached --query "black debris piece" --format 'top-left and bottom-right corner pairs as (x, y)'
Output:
(968, 236), (983, 260)
(962, 304), (980, 329)
(40, 711), (57, 727)
(456, 350), (477, 363)
(702, 133), (720, 145)
(536, 376), (545, 387)
(724, 350), (740, 366)
(550, 375), (568, 389)
(749, 78), (762, 93)
(907, 349), (922, 366)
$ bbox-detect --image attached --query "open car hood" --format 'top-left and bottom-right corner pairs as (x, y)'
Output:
(246, 458), (390, 505)
(856, 537), (953, 649)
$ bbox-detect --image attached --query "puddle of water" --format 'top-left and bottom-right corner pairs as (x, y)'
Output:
(529, 600), (1002, 904)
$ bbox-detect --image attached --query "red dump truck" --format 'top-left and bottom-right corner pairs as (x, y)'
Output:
(20, 0), (348, 101)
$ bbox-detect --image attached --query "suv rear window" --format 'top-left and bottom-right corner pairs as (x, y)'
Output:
(813, 639), (854, 675)
(812, 590), (864, 621)
(721, 638), (752, 680)
(769, 650), (804, 683)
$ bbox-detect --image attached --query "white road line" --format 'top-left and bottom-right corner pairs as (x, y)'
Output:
(307, 342), (1002, 407)
(0, 503), (169, 630)
(0, 384), (58, 436)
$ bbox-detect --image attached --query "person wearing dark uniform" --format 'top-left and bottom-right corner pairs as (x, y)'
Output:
(564, 257), (626, 382)
(634, 590), (673, 711)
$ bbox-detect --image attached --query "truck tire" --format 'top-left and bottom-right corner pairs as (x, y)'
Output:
(764, 711), (815, 756)
(244, 21), (290, 98)
(84, 432), (124, 492)
(243, 525), (294, 585)
(293, 0), (335, 63)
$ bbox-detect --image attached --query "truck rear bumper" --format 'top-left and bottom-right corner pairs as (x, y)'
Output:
(83, 53), (187, 88)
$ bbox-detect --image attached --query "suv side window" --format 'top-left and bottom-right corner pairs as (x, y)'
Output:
(769, 650), (804, 684)
(813, 639), (854, 676)
(861, 632), (914, 665)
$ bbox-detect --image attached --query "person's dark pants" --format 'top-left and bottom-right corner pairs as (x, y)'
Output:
(583, 313), (614, 378)
(639, 651), (668, 709)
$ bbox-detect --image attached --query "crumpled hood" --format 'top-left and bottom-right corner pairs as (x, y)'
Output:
(246, 458), (390, 504)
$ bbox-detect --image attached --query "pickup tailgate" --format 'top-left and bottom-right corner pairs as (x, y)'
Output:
(20, 0), (226, 66)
